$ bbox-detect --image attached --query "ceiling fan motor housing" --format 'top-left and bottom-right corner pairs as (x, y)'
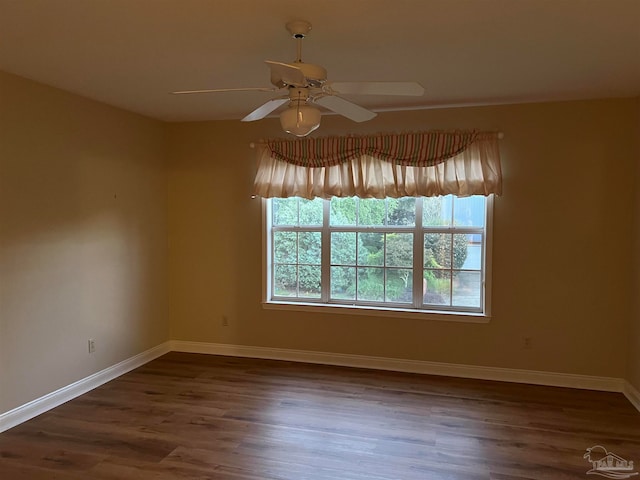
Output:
(294, 62), (327, 87)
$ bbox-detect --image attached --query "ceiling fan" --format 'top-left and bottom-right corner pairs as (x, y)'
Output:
(172, 20), (425, 137)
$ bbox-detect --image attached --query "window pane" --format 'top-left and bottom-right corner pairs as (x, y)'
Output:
(452, 234), (470, 270)
(461, 236), (482, 271)
(424, 233), (452, 269)
(299, 265), (321, 298)
(331, 232), (356, 265)
(423, 195), (452, 226)
(385, 233), (413, 267)
(358, 233), (384, 266)
(387, 198), (416, 226)
(299, 198), (323, 226)
(298, 232), (321, 265)
(452, 271), (482, 308)
(357, 267), (384, 301)
(273, 198), (298, 226)
(358, 198), (385, 226)
(274, 231), (297, 263)
(330, 197), (356, 226)
(453, 196), (485, 227)
(274, 264), (297, 296)
(386, 268), (413, 303)
(331, 266), (355, 300)
(423, 270), (451, 305)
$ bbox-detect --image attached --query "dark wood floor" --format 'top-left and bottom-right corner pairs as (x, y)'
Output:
(1, 352), (639, 479)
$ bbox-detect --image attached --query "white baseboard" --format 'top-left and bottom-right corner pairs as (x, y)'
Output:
(2, 340), (637, 434)
(0, 341), (171, 433)
(624, 381), (640, 412)
(170, 340), (626, 394)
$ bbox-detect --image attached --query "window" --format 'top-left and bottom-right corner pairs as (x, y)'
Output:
(265, 195), (492, 317)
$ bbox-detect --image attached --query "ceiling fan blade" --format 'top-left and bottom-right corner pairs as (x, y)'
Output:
(314, 95), (377, 123)
(172, 87), (277, 95)
(265, 60), (307, 87)
(241, 98), (289, 122)
(328, 81), (425, 96)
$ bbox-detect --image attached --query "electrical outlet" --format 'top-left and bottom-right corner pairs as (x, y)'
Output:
(88, 339), (96, 354)
(222, 316), (229, 327)
(523, 337), (533, 349)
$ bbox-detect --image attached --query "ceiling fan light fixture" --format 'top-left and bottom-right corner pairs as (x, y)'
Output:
(279, 103), (321, 137)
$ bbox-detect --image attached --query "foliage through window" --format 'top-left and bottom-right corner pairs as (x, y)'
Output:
(267, 195), (490, 314)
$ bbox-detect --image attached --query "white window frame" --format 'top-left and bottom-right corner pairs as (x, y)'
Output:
(261, 196), (493, 323)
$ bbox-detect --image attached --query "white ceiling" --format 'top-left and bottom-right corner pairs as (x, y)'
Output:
(1, 0), (638, 122)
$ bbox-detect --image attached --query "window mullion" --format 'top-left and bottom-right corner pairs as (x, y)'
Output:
(321, 199), (331, 302)
(449, 233), (454, 306)
(296, 232), (300, 297)
(383, 232), (387, 302)
(412, 198), (424, 309)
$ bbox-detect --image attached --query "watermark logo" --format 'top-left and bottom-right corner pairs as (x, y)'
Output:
(584, 445), (638, 478)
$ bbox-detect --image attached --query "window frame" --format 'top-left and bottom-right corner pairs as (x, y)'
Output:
(261, 196), (493, 322)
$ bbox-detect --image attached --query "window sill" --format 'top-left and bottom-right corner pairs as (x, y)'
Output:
(262, 301), (490, 323)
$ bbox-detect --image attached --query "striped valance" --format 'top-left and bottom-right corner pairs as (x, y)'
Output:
(266, 130), (481, 167)
(254, 130), (502, 199)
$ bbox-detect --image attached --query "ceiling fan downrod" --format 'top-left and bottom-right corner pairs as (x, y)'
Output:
(286, 20), (312, 63)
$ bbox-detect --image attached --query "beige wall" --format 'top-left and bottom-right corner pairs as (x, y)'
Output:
(630, 98), (640, 392)
(168, 98), (637, 378)
(1, 67), (638, 415)
(0, 71), (169, 413)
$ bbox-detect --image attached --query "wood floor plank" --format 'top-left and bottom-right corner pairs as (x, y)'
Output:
(1, 352), (639, 480)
